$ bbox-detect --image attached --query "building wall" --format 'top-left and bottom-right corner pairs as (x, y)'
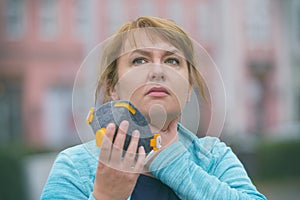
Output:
(0, 0), (296, 149)
(0, 0), (84, 148)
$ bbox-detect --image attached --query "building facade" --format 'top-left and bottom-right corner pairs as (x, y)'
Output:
(0, 0), (298, 149)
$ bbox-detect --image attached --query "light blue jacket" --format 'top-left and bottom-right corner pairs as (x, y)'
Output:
(41, 124), (266, 199)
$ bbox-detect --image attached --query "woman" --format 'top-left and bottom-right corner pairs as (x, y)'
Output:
(41, 16), (266, 200)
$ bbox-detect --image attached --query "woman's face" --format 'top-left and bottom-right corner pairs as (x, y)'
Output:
(110, 33), (191, 129)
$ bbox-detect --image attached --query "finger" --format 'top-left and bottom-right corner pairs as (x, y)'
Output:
(110, 120), (129, 165)
(99, 123), (115, 163)
(134, 146), (146, 173)
(123, 130), (140, 170)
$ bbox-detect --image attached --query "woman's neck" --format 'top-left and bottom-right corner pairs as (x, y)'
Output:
(149, 117), (176, 133)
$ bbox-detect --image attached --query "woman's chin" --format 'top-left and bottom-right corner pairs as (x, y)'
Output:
(145, 111), (180, 132)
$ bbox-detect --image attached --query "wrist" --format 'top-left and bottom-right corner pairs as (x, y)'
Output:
(93, 186), (113, 200)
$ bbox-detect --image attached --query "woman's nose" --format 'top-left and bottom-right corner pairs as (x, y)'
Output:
(148, 64), (166, 81)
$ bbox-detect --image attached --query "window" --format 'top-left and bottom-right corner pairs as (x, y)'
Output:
(74, 0), (91, 39)
(197, 3), (211, 41)
(295, 2), (300, 49)
(298, 6), (300, 44)
(0, 78), (22, 144)
(108, 0), (124, 33)
(166, 0), (184, 27)
(43, 86), (78, 149)
(248, 61), (272, 132)
(297, 93), (300, 121)
(137, 0), (156, 16)
(39, 0), (58, 39)
(245, 0), (271, 43)
(4, 0), (26, 39)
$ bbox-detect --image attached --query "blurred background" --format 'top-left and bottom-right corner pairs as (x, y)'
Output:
(0, 0), (300, 199)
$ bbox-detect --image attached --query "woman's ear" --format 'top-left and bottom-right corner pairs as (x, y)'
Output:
(110, 87), (119, 100)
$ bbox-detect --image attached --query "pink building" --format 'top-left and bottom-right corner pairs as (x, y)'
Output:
(0, 0), (296, 149)
(0, 0), (85, 148)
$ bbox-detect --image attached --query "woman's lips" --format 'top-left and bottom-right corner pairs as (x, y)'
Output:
(146, 86), (169, 97)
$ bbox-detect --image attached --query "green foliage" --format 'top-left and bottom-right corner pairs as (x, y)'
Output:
(0, 144), (54, 200)
(0, 148), (27, 200)
(256, 140), (300, 180)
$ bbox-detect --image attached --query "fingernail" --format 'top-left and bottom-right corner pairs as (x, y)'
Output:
(132, 130), (139, 137)
(120, 120), (129, 130)
(107, 123), (114, 131)
(139, 146), (145, 152)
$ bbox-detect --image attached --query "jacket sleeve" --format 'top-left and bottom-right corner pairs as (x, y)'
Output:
(149, 137), (267, 200)
(40, 151), (96, 200)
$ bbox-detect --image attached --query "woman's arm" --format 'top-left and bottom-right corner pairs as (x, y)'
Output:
(40, 151), (96, 200)
(41, 121), (145, 200)
(149, 138), (267, 200)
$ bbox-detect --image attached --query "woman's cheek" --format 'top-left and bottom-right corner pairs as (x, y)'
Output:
(116, 70), (147, 100)
(168, 69), (190, 101)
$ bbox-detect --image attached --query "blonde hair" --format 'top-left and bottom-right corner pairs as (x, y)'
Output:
(96, 16), (206, 104)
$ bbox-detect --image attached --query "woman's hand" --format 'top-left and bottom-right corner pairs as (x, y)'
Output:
(93, 121), (146, 200)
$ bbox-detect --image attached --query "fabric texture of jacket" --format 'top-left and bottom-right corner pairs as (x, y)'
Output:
(41, 123), (266, 200)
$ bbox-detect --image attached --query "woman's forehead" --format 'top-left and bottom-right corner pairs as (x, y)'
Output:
(120, 30), (184, 57)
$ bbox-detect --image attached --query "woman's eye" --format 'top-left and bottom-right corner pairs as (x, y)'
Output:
(165, 58), (180, 65)
(132, 58), (147, 65)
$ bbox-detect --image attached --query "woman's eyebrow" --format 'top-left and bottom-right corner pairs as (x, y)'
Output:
(129, 49), (151, 57)
(128, 48), (181, 57)
(164, 49), (181, 56)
